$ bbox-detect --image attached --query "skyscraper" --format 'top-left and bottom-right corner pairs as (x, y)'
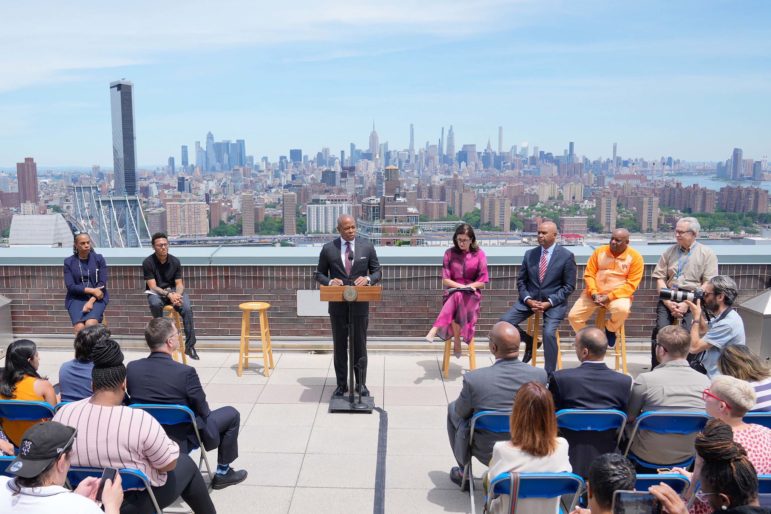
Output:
(242, 193), (255, 236)
(181, 145), (189, 169)
(282, 192), (297, 235)
(409, 123), (415, 163)
(439, 127), (444, 160)
(16, 157), (39, 205)
(369, 123), (379, 161)
(206, 132), (216, 172)
(731, 148), (744, 180)
(289, 149), (302, 164)
(109, 80), (137, 195)
(168, 156), (175, 174)
(568, 141), (575, 164)
(498, 126), (503, 154)
(612, 142), (617, 171)
(446, 125), (455, 162)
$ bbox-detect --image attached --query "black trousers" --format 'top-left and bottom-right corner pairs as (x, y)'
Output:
(330, 311), (368, 388)
(651, 299), (693, 369)
(173, 407), (240, 466)
(121, 453), (215, 514)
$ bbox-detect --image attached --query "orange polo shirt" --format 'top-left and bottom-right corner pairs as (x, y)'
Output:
(584, 244), (644, 301)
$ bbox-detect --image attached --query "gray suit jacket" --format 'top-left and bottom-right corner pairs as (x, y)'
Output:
(449, 358), (548, 465)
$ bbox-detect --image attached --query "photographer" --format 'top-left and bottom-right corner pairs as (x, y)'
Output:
(684, 275), (746, 378)
(650, 217), (718, 369)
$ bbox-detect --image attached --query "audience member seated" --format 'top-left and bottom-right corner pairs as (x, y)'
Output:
(0, 339), (57, 446)
(569, 453), (636, 514)
(650, 419), (767, 514)
(58, 324), (110, 402)
(485, 381), (572, 514)
(0, 430), (13, 455)
(719, 344), (771, 412)
(127, 318), (247, 490)
(548, 327), (633, 477)
(685, 275), (746, 378)
(567, 228), (643, 348)
(446, 321), (547, 489)
(626, 325), (710, 469)
(53, 338), (216, 514)
(683, 379), (771, 514)
(0, 421), (123, 514)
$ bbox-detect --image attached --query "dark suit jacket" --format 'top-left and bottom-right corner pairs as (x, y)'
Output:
(314, 236), (382, 316)
(517, 244), (576, 316)
(126, 352), (212, 450)
(548, 361), (633, 476)
(452, 358), (548, 464)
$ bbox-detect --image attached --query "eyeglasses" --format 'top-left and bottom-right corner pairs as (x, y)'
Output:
(675, 230), (694, 235)
(702, 388), (731, 408)
(695, 491), (719, 502)
(155, 243), (169, 248)
(456, 238), (471, 244)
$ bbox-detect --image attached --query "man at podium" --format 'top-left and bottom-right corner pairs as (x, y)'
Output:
(315, 214), (382, 397)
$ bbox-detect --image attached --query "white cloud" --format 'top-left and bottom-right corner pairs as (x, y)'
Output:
(0, 0), (532, 92)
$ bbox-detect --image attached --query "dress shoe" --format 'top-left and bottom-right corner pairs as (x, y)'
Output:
(521, 340), (542, 364)
(333, 385), (348, 397)
(356, 384), (370, 397)
(211, 468), (248, 490)
(449, 466), (469, 492)
(185, 347), (200, 360)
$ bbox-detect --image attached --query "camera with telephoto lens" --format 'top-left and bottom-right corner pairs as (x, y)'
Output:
(659, 288), (704, 302)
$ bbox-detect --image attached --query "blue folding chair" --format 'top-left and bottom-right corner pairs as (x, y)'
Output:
(758, 475), (771, 509)
(0, 399), (56, 421)
(635, 473), (690, 494)
(463, 410), (510, 514)
(556, 409), (628, 447)
(744, 412), (771, 429)
(54, 401), (72, 413)
(485, 471), (585, 514)
(130, 404), (213, 480)
(68, 466), (164, 514)
(624, 410), (709, 469)
(0, 455), (14, 477)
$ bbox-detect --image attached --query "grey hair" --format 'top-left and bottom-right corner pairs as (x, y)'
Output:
(678, 217), (701, 235)
(709, 275), (738, 306)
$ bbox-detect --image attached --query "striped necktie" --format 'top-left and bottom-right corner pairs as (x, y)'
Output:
(538, 249), (548, 282)
(345, 241), (352, 275)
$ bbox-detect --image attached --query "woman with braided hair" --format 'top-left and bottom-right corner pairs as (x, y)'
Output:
(53, 339), (216, 514)
(649, 419), (768, 514)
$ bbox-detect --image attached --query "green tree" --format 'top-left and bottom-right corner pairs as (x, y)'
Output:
(462, 208), (481, 228)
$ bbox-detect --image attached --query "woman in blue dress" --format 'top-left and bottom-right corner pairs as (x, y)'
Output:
(63, 233), (108, 333)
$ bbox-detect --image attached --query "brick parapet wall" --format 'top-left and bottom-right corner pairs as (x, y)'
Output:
(1, 262), (768, 340)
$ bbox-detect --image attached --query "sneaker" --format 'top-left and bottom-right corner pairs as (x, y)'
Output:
(211, 468), (248, 490)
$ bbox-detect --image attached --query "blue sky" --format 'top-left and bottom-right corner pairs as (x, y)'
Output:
(1, 0), (770, 167)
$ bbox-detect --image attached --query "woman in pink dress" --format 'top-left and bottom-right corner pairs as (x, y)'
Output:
(425, 224), (489, 357)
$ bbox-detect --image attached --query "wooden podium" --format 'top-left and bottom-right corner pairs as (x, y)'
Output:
(320, 285), (382, 413)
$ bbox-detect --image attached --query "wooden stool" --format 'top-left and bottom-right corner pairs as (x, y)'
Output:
(238, 302), (275, 377)
(595, 307), (628, 374)
(441, 338), (476, 378)
(526, 311), (562, 370)
(162, 305), (187, 365)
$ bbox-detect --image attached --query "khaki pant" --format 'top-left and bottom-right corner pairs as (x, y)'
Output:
(568, 294), (631, 333)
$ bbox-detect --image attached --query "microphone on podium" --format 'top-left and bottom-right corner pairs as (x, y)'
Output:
(347, 252), (355, 286)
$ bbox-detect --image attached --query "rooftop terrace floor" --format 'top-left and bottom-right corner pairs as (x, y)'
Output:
(36, 346), (652, 514)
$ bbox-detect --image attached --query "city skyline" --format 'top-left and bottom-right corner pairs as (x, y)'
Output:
(1, 0), (770, 166)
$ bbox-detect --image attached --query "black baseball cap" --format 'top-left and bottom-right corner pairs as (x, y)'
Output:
(7, 421), (77, 478)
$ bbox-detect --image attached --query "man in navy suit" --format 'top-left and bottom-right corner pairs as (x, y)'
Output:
(126, 318), (247, 490)
(500, 221), (576, 373)
(548, 327), (632, 477)
(314, 214), (382, 397)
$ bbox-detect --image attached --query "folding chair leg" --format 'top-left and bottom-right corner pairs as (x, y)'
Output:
(442, 340), (451, 378)
(468, 338), (476, 371)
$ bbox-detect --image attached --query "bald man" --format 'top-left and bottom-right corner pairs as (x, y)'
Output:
(568, 228), (644, 347)
(314, 214), (381, 397)
(500, 221), (577, 374)
(446, 321), (547, 489)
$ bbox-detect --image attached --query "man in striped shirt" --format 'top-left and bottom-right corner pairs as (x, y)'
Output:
(53, 338), (216, 514)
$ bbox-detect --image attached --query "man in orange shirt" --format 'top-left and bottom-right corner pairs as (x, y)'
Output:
(568, 229), (643, 347)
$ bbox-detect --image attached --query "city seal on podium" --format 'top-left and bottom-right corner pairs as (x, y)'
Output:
(343, 286), (358, 302)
